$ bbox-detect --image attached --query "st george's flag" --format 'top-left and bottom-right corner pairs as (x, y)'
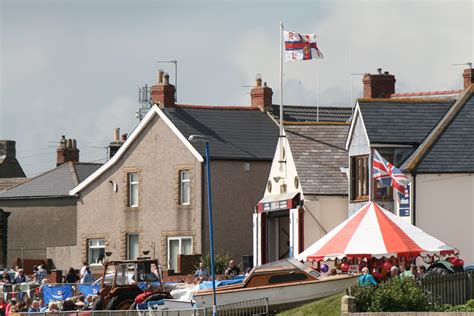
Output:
(284, 30), (324, 62)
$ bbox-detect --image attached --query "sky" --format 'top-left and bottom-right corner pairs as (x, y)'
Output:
(1, 0), (473, 177)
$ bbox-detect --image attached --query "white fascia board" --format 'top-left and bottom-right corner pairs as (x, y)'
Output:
(345, 102), (360, 150)
(358, 106), (371, 149)
(70, 105), (203, 195)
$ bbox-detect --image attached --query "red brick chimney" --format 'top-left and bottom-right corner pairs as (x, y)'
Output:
(150, 70), (176, 107)
(463, 68), (473, 89)
(250, 75), (273, 109)
(363, 68), (396, 98)
(56, 135), (79, 166)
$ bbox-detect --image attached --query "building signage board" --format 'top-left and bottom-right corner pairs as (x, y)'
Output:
(398, 183), (410, 217)
(261, 199), (289, 212)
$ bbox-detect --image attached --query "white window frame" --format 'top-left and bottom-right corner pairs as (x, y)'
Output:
(128, 172), (139, 207)
(88, 239), (105, 266)
(167, 236), (193, 270)
(179, 170), (191, 205)
(127, 233), (139, 260)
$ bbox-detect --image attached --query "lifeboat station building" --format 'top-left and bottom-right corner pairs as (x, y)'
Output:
(253, 105), (352, 265)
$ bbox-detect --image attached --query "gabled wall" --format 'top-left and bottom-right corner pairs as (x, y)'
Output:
(59, 114), (203, 271)
(416, 173), (474, 263)
(348, 111), (371, 216)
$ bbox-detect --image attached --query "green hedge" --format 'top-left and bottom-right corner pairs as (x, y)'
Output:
(351, 278), (433, 312)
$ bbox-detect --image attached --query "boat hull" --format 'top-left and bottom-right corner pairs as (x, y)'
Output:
(193, 274), (357, 311)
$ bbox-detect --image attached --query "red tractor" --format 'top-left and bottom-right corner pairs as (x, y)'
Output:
(92, 257), (172, 310)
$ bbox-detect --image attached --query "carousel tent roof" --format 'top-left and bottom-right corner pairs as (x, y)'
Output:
(297, 202), (457, 261)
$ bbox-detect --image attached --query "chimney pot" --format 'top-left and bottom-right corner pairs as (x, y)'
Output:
(163, 73), (170, 85)
(114, 128), (120, 142)
(158, 69), (164, 84)
(121, 133), (128, 141)
(56, 135), (79, 166)
(377, 68), (382, 74)
(384, 71), (389, 75)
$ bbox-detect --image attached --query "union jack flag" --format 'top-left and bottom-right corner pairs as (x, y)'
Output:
(372, 149), (410, 199)
(284, 31), (323, 62)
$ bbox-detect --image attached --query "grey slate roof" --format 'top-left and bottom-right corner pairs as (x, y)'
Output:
(164, 107), (279, 160)
(286, 124), (349, 195)
(358, 100), (453, 145)
(415, 95), (474, 173)
(271, 104), (353, 123)
(0, 162), (101, 199)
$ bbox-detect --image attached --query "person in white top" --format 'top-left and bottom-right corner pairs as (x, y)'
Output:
(79, 262), (88, 278)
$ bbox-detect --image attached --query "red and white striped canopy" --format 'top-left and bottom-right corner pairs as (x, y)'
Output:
(297, 202), (457, 262)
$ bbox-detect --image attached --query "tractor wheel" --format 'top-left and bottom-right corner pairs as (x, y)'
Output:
(91, 297), (104, 310)
(106, 292), (137, 310)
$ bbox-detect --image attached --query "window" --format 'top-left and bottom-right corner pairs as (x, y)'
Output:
(128, 172), (139, 207)
(167, 237), (192, 271)
(351, 155), (369, 201)
(179, 170), (190, 205)
(88, 239), (105, 265)
(127, 234), (139, 260)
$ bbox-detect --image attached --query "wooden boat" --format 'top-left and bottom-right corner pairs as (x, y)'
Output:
(193, 259), (357, 312)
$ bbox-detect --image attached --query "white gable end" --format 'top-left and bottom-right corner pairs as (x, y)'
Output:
(262, 130), (303, 200)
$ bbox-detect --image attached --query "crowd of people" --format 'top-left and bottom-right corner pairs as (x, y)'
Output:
(0, 262), (98, 316)
(358, 262), (428, 287)
(0, 293), (100, 315)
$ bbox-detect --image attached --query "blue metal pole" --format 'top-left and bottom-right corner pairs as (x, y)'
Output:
(205, 141), (217, 315)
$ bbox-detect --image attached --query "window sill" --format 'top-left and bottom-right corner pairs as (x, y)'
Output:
(124, 206), (141, 212)
(350, 198), (369, 203)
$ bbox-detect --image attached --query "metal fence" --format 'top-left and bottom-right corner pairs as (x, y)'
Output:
(420, 271), (474, 306)
(18, 298), (269, 316)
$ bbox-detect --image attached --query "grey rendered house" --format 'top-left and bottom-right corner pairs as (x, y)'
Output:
(346, 68), (474, 263)
(0, 140), (27, 266)
(67, 75), (279, 273)
(253, 105), (352, 265)
(0, 158), (101, 269)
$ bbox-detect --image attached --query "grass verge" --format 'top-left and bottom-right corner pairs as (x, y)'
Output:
(277, 292), (344, 316)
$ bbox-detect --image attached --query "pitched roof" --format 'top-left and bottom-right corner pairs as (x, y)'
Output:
(270, 104), (353, 123)
(0, 178), (28, 192)
(402, 86), (474, 173)
(0, 162), (101, 199)
(285, 124), (349, 195)
(163, 106), (279, 160)
(357, 99), (454, 145)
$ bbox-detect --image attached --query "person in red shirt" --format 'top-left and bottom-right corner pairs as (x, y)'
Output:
(5, 298), (16, 316)
(0, 297), (7, 316)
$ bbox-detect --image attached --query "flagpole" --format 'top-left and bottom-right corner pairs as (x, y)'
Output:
(279, 21), (284, 137)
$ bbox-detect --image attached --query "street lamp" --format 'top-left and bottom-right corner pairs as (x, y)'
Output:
(188, 134), (217, 315)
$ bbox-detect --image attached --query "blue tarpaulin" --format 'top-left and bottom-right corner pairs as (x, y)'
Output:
(137, 281), (162, 290)
(77, 284), (101, 297)
(42, 284), (74, 304)
(197, 275), (245, 290)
